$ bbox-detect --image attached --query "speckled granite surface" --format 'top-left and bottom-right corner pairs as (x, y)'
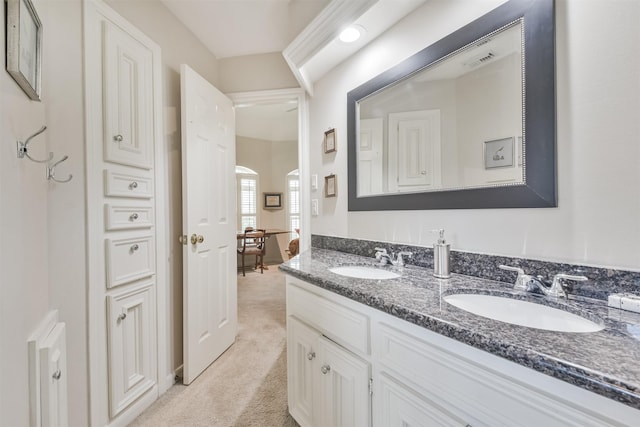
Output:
(311, 234), (640, 300)
(279, 247), (640, 410)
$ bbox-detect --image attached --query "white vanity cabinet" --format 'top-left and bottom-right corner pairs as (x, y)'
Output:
(286, 277), (372, 427)
(285, 275), (640, 427)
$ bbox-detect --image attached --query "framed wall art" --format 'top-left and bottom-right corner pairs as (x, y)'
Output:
(263, 192), (283, 209)
(324, 128), (336, 153)
(324, 174), (337, 197)
(6, 0), (43, 101)
(483, 137), (514, 169)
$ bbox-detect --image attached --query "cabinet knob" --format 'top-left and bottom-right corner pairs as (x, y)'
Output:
(52, 370), (62, 380)
(118, 313), (127, 321)
(320, 365), (331, 375)
(129, 181), (138, 190)
(307, 351), (316, 361)
(113, 134), (124, 142)
(131, 244), (140, 252)
(130, 213), (139, 221)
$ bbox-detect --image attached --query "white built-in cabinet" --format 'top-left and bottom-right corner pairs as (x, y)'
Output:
(286, 276), (640, 427)
(85, 1), (165, 426)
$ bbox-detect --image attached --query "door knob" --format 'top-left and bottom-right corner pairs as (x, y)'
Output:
(320, 365), (331, 374)
(307, 351), (316, 361)
(178, 235), (188, 245)
(190, 234), (204, 245)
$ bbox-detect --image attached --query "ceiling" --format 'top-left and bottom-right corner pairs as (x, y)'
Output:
(160, 0), (330, 59)
(160, 0), (427, 141)
(236, 102), (298, 141)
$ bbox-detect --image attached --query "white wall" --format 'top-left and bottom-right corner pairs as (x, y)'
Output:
(218, 52), (300, 93)
(42, 1), (89, 426)
(1, 0), (56, 424)
(309, 0), (640, 271)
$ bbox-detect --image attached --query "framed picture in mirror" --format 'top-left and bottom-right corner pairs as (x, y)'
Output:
(324, 128), (336, 153)
(6, 0), (42, 101)
(484, 137), (514, 169)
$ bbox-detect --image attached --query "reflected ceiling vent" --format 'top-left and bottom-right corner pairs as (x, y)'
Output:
(464, 51), (496, 68)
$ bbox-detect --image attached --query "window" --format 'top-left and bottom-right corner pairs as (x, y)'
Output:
(236, 166), (258, 230)
(287, 169), (300, 239)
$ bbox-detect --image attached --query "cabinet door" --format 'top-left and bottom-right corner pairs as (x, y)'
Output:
(103, 21), (154, 169)
(287, 317), (321, 427)
(376, 373), (468, 427)
(107, 282), (156, 417)
(316, 336), (370, 427)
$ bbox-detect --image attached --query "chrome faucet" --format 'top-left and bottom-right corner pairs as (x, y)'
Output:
(499, 265), (588, 298)
(375, 248), (413, 267)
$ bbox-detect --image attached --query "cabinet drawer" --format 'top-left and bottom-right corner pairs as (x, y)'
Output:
(376, 373), (467, 427)
(106, 235), (155, 288)
(287, 283), (369, 356)
(105, 204), (154, 230)
(104, 170), (153, 199)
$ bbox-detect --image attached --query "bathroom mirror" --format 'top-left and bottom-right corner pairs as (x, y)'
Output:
(347, 0), (555, 210)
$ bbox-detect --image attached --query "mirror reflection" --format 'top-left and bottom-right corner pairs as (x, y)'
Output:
(356, 20), (524, 197)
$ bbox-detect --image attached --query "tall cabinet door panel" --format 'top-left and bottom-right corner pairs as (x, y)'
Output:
(287, 317), (321, 427)
(315, 336), (370, 427)
(103, 21), (153, 169)
(107, 282), (157, 417)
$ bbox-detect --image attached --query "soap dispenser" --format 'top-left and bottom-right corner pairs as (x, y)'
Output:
(433, 229), (451, 279)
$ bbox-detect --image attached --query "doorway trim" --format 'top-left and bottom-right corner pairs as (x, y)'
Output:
(227, 88), (310, 252)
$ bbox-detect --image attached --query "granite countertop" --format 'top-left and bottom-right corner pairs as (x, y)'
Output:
(279, 248), (640, 410)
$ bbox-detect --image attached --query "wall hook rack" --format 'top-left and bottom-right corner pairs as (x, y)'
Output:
(17, 125), (53, 163)
(47, 155), (73, 183)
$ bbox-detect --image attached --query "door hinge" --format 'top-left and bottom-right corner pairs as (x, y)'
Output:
(368, 378), (373, 396)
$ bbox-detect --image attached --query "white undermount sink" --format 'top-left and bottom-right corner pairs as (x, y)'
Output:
(444, 293), (604, 333)
(329, 265), (400, 280)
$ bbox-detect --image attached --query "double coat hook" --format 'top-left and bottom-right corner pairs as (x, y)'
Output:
(16, 125), (53, 163)
(16, 125), (73, 183)
(47, 155), (73, 183)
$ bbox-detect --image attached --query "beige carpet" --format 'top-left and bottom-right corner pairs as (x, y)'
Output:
(129, 266), (299, 427)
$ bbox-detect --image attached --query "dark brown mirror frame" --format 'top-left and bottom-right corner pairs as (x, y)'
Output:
(347, 0), (556, 211)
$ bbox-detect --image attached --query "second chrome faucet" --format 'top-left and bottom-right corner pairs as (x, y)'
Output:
(499, 265), (588, 298)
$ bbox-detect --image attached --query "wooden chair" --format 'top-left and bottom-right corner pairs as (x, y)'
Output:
(237, 228), (266, 276)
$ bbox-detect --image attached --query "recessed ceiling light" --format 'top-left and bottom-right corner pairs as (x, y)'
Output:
(339, 26), (363, 43)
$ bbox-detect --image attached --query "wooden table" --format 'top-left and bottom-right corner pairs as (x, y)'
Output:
(237, 229), (291, 270)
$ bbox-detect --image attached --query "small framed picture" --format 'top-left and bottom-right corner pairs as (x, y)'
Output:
(484, 137), (514, 169)
(324, 128), (336, 153)
(324, 174), (337, 197)
(263, 192), (283, 209)
(6, 0), (43, 101)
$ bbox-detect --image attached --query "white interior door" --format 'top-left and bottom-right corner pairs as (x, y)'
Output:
(181, 64), (237, 384)
(388, 110), (441, 193)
